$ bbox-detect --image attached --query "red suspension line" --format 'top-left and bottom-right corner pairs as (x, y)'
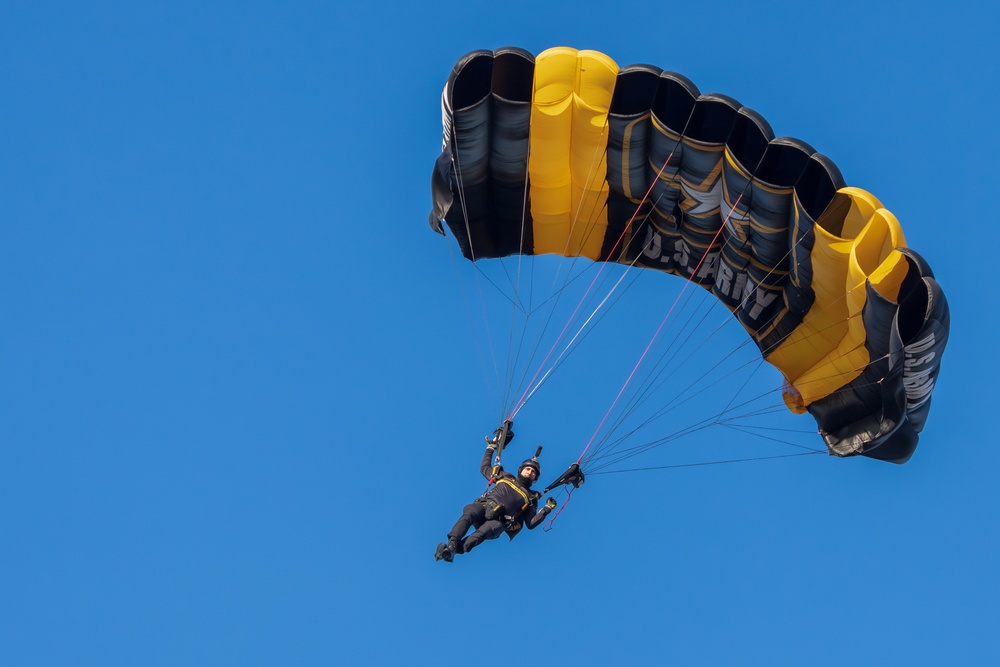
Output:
(575, 191), (747, 465)
(507, 153), (680, 421)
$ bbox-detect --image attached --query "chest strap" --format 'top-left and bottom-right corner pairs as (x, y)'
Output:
(495, 478), (530, 510)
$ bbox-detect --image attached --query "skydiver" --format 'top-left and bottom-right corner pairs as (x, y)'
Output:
(434, 424), (557, 563)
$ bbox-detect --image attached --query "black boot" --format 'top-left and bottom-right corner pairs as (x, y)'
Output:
(448, 536), (462, 555)
(434, 542), (454, 563)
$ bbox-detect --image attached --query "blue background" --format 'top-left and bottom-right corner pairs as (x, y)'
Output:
(2, 1), (997, 664)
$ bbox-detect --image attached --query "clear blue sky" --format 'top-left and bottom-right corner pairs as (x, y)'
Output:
(2, 1), (998, 664)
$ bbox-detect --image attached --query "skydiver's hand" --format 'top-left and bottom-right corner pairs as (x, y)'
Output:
(486, 424), (514, 448)
(545, 497), (557, 510)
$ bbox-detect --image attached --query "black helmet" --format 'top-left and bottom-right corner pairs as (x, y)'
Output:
(518, 459), (541, 485)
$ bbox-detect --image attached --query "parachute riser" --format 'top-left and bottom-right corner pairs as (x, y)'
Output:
(542, 462), (585, 495)
(485, 419), (514, 489)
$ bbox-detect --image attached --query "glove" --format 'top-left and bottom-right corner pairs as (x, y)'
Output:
(545, 497), (557, 510)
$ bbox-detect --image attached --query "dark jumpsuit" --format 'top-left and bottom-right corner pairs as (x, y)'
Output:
(448, 447), (549, 553)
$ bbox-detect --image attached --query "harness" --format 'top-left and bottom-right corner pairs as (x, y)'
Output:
(479, 474), (536, 528)
(495, 478), (531, 511)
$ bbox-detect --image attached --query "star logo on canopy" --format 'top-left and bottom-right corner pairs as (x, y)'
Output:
(680, 174), (723, 217)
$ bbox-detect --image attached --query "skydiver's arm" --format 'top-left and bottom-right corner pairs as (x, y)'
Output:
(480, 421), (512, 480)
(526, 498), (554, 529)
(480, 446), (499, 480)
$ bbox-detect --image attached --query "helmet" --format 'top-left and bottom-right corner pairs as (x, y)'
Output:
(517, 459), (541, 485)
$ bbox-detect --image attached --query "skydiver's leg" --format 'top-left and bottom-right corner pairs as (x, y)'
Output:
(448, 502), (486, 553)
(461, 519), (505, 553)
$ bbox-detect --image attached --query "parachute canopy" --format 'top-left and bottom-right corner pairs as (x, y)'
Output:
(429, 47), (949, 463)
